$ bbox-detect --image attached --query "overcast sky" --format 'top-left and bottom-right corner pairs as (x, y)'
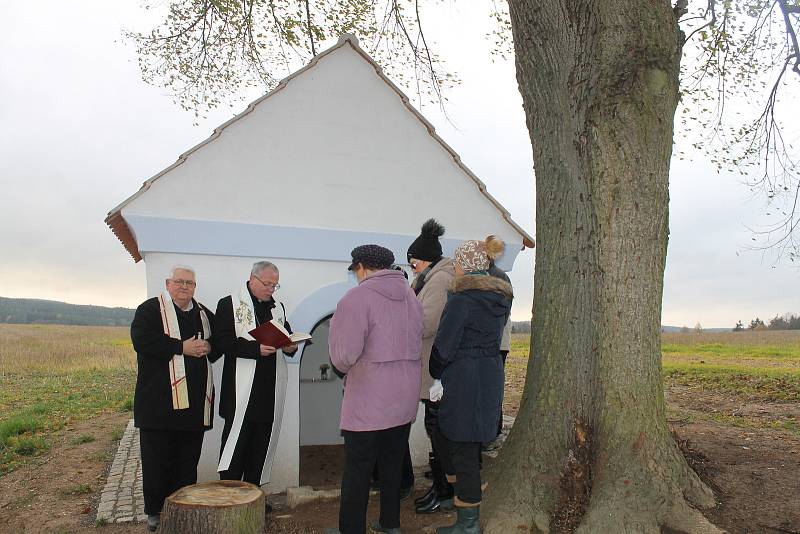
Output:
(1, 1), (797, 327)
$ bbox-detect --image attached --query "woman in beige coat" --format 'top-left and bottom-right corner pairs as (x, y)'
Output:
(407, 219), (456, 514)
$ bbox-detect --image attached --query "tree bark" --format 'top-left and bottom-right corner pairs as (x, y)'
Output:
(483, 1), (722, 532)
(159, 480), (265, 534)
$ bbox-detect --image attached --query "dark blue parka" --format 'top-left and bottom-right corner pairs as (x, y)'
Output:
(429, 273), (513, 443)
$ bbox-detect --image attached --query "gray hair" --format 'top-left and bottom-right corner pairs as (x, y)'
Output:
(168, 265), (196, 280)
(251, 261), (279, 277)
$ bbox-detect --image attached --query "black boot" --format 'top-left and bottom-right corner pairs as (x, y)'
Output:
(415, 458), (453, 514)
(415, 449), (437, 505)
(414, 484), (436, 507)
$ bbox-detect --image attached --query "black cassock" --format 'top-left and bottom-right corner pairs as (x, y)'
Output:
(130, 296), (219, 515)
(215, 283), (297, 485)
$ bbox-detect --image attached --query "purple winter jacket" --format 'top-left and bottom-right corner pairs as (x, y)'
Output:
(329, 269), (423, 432)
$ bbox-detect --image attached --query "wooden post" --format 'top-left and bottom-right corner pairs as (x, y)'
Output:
(159, 480), (265, 534)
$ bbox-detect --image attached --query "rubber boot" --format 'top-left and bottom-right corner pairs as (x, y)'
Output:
(435, 505), (480, 534)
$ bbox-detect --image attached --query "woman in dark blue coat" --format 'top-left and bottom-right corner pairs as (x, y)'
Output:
(429, 236), (513, 534)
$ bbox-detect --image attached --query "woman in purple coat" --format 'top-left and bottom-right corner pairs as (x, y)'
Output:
(326, 244), (424, 534)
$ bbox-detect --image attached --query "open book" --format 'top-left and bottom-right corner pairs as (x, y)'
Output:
(249, 319), (311, 349)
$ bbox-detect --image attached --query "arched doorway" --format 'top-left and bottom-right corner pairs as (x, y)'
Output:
(299, 315), (345, 488)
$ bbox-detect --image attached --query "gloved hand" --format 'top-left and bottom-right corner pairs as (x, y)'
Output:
(429, 379), (443, 402)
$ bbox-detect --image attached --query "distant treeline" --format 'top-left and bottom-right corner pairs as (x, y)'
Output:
(0, 297), (135, 326)
(734, 314), (800, 331)
(512, 321), (531, 333)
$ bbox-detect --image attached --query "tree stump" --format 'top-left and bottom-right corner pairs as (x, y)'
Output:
(159, 480), (265, 534)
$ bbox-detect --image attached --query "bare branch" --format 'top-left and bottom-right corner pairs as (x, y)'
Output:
(304, 0), (317, 56)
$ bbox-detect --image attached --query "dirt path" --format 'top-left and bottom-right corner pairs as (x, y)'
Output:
(0, 411), (142, 534)
(666, 385), (800, 534)
(1, 392), (798, 533)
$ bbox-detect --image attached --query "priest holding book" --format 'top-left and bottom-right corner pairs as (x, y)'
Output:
(214, 261), (299, 490)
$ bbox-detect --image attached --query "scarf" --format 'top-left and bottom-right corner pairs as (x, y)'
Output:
(157, 292), (214, 426)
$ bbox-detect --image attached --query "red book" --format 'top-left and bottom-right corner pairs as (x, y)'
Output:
(249, 319), (311, 348)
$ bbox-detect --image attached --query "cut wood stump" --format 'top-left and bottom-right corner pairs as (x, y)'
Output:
(159, 480), (265, 534)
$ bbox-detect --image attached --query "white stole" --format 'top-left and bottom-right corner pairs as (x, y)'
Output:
(217, 284), (289, 486)
(157, 293), (214, 426)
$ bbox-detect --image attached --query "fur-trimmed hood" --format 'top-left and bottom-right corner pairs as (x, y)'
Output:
(450, 273), (514, 299)
(449, 274), (513, 319)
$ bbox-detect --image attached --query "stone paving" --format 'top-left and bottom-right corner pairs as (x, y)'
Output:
(96, 419), (145, 524)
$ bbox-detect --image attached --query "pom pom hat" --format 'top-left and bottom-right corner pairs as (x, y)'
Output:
(407, 219), (445, 262)
(453, 236), (505, 273)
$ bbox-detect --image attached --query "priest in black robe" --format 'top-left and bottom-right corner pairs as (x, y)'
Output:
(215, 261), (298, 490)
(130, 265), (219, 532)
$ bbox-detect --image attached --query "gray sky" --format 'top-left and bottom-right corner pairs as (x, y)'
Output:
(0, 1), (797, 326)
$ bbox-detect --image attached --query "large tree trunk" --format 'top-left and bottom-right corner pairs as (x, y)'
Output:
(483, 1), (721, 532)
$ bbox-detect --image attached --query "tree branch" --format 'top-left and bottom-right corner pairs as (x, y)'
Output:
(777, 0), (800, 75)
(304, 0), (316, 56)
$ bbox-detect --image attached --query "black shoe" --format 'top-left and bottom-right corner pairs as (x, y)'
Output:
(416, 488), (454, 514)
(369, 520), (401, 534)
(415, 495), (443, 514)
(414, 485), (435, 506)
(399, 486), (413, 501)
(146, 514), (160, 532)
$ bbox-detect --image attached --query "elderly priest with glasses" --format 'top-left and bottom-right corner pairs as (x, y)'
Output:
(130, 265), (218, 532)
(214, 261), (299, 499)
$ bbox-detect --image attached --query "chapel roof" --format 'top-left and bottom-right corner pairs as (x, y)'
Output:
(106, 34), (535, 263)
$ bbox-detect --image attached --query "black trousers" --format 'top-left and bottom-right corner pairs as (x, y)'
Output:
(218, 418), (272, 485)
(340, 423), (411, 534)
(139, 428), (204, 515)
(371, 443), (414, 490)
(436, 428), (482, 504)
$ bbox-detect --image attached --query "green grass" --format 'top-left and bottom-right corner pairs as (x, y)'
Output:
(119, 396), (134, 412)
(507, 331), (800, 405)
(662, 362), (800, 401)
(59, 483), (93, 496)
(70, 433), (96, 446)
(0, 414), (44, 448)
(9, 436), (49, 456)
(0, 324), (136, 476)
(662, 342), (800, 359)
(0, 368), (134, 475)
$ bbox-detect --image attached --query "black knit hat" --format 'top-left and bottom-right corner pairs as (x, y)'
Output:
(348, 244), (395, 271)
(406, 219), (445, 262)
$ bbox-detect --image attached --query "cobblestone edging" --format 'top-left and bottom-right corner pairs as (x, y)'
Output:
(96, 420), (145, 524)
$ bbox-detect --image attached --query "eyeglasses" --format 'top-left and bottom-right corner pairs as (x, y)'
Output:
(253, 275), (280, 290)
(170, 279), (196, 287)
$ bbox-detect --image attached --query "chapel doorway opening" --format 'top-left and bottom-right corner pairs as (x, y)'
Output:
(299, 314), (345, 488)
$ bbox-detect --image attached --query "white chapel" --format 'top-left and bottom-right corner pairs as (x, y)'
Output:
(106, 34), (534, 493)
